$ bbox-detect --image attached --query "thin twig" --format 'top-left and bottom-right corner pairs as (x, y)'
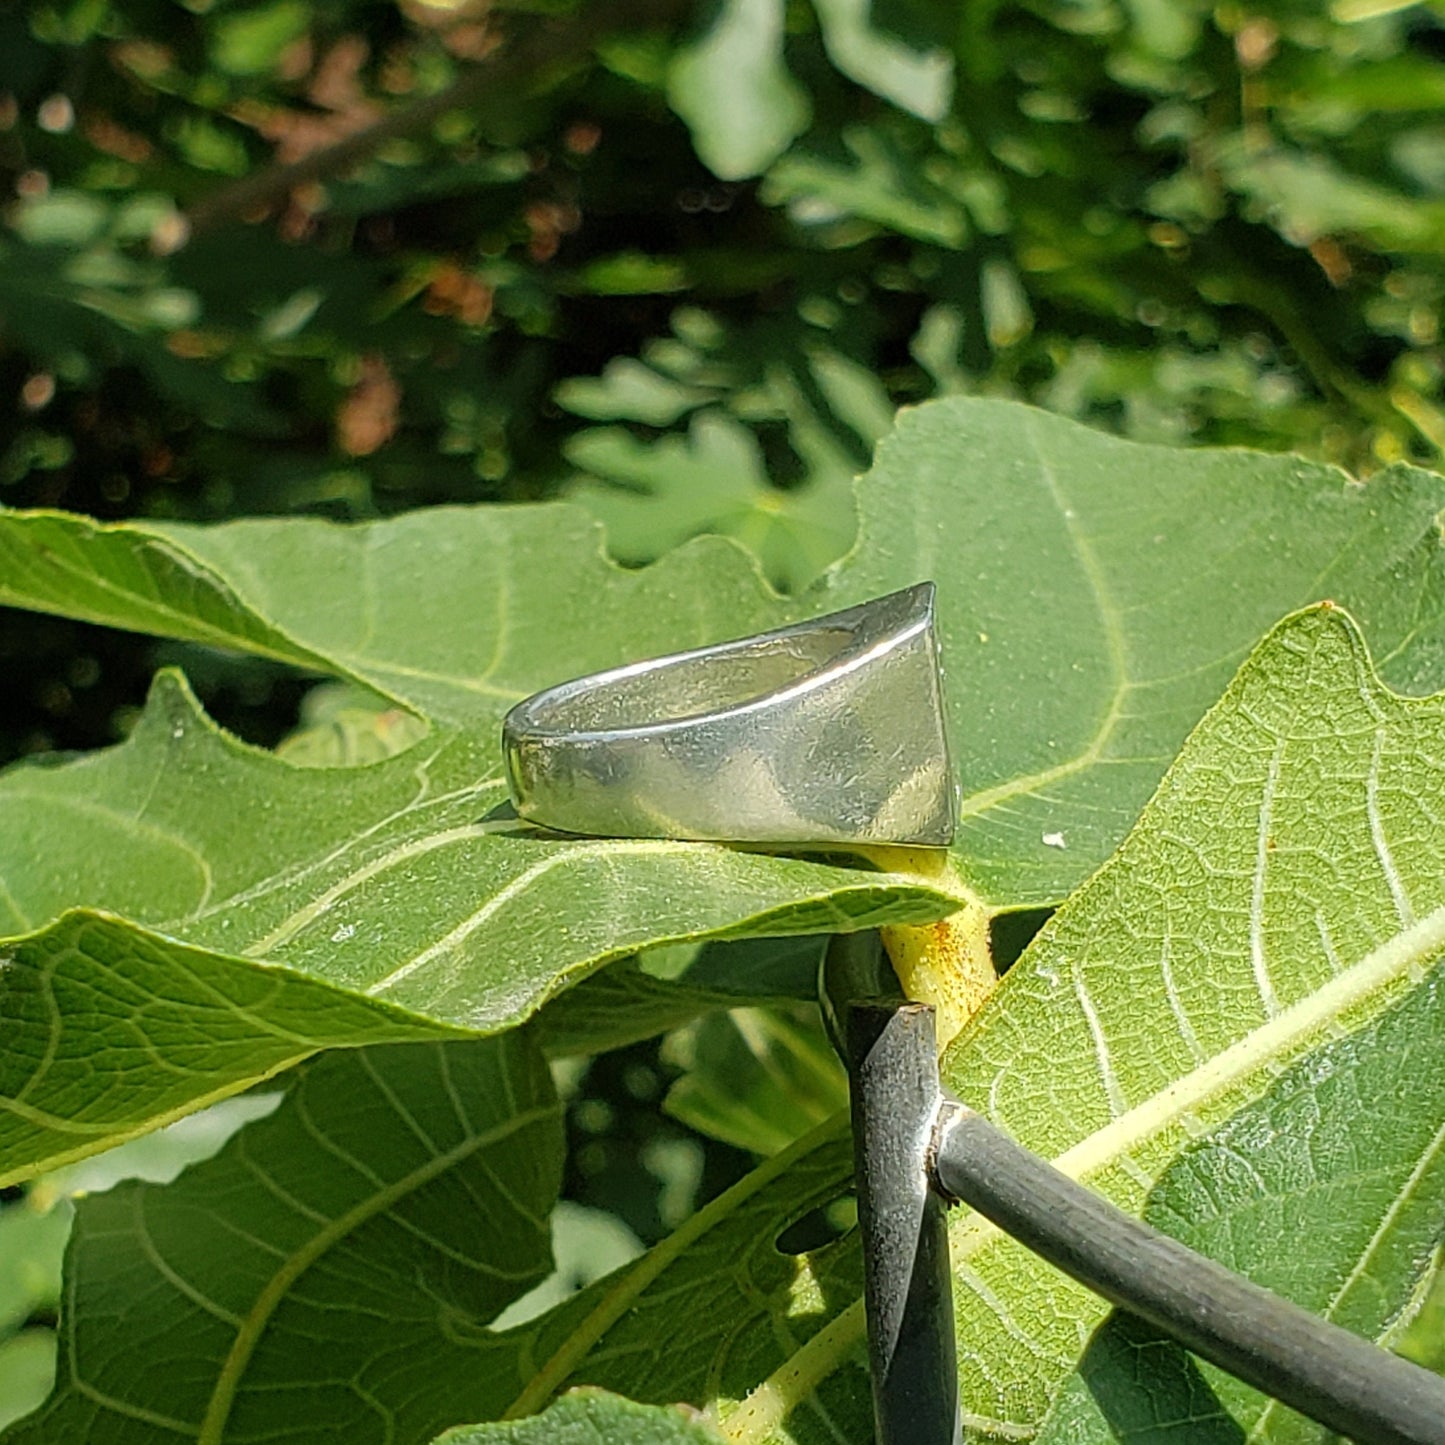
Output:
(181, 1), (682, 240)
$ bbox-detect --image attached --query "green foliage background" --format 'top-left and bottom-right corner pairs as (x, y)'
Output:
(4, 0), (1445, 740)
(3, 0), (1445, 756)
(1, 0), (1444, 1435)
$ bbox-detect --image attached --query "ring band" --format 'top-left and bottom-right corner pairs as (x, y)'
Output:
(501, 582), (955, 846)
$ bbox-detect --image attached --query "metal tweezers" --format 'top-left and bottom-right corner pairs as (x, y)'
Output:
(824, 931), (1445, 1445)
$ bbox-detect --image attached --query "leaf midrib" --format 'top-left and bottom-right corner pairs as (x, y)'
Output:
(1050, 900), (1445, 1186)
(163, 771), (504, 935)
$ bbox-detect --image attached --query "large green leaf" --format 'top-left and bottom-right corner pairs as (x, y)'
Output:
(1033, 969), (1445, 1441)
(3, 399), (1445, 1183)
(0, 1094), (281, 1426)
(3, 1035), (562, 1444)
(924, 603), (1445, 1436)
(829, 402), (1445, 907)
(0, 513), (953, 1179)
(454, 607), (1445, 1441)
(0, 911), (459, 1185)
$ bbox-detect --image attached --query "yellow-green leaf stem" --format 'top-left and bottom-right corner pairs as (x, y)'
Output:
(855, 846), (996, 1046)
(882, 904), (995, 1049)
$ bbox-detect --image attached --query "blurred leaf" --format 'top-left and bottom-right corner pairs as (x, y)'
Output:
(10, 194), (110, 250)
(211, 0), (311, 77)
(1281, 54), (1445, 120)
(810, 0), (954, 121)
(1393, 127), (1445, 194)
(1, 0), (1442, 529)
(910, 302), (969, 392)
(276, 681), (430, 767)
(570, 254), (691, 297)
(804, 347), (896, 442)
(558, 309), (893, 588)
(0, 1335), (53, 1435)
(0, 1208), (66, 1338)
(763, 125), (969, 245)
(556, 359), (711, 427)
(981, 255), (1032, 349)
(663, 1004), (846, 1155)
(1331, 0), (1430, 26)
(0, 239), (276, 432)
(1219, 144), (1445, 253)
(667, 0), (810, 180)
(326, 153), (533, 217)
(564, 410), (857, 592)
(1038, 340), (1310, 448)
(493, 1203), (645, 1329)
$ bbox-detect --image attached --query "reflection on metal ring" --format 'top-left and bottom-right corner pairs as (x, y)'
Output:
(501, 582), (956, 846)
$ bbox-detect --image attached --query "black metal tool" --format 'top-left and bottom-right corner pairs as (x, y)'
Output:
(848, 998), (960, 1445)
(823, 931), (1445, 1445)
(824, 930), (961, 1445)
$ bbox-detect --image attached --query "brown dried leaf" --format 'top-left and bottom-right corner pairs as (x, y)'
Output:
(336, 354), (401, 457)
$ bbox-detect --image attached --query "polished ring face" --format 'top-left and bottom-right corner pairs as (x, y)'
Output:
(501, 582), (956, 846)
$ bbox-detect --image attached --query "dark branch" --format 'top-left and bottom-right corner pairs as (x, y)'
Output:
(181, 1), (684, 240)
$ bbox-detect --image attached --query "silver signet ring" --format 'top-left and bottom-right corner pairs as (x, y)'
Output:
(501, 582), (956, 847)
